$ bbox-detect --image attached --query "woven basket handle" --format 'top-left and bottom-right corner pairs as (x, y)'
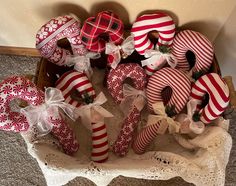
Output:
(223, 76), (236, 108)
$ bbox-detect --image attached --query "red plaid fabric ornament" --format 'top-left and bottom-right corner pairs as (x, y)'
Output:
(80, 11), (124, 52)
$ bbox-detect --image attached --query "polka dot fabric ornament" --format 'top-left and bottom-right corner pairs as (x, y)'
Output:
(36, 15), (86, 66)
(172, 30), (214, 74)
(190, 73), (230, 123)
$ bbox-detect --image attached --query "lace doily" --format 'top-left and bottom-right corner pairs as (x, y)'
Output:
(21, 69), (232, 186)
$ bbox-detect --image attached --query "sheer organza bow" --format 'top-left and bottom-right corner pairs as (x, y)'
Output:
(146, 102), (180, 134)
(21, 87), (76, 136)
(66, 52), (100, 79)
(119, 84), (146, 115)
(105, 35), (135, 69)
(75, 92), (113, 131)
(141, 47), (177, 69)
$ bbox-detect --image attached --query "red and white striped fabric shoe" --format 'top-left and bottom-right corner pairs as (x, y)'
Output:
(190, 73), (230, 123)
(147, 67), (191, 114)
(55, 70), (96, 108)
(172, 30), (214, 75)
(131, 12), (176, 76)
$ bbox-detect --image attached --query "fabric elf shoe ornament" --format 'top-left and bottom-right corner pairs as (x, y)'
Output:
(131, 12), (176, 76)
(0, 76), (79, 155)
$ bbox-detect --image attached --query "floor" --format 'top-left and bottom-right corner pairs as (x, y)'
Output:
(0, 54), (235, 186)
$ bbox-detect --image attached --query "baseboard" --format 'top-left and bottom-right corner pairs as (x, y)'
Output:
(0, 46), (40, 57)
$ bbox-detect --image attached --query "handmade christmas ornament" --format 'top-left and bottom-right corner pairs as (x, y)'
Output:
(133, 102), (181, 154)
(190, 73), (230, 123)
(107, 63), (147, 156)
(36, 15), (86, 66)
(172, 30), (214, 77)
(147, 67), (191, 113)
(0, 76), (79, 155)
(131, 12), (176, 76)
(105, 35), (135, 69)
(76, 92), (113, 163)
(80, 11), (124, 53)
(55, 70), (96, 108)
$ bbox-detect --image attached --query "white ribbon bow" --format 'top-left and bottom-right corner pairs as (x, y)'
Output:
(75, 92), (113, 131)
(146, 102), (180, 134)
(66, 52), (100, 79)
(120, 84), (146, 115)
(141, 47), (177, 70)
(185, 100), (205, 134)
(21, 88), (77, 136)
(105, 35), (135, 69)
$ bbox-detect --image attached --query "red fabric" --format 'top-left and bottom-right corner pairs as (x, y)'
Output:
(36, 15), (86, 66)
(80, 11), (124, 52)
(131, 12), (175, 55)
(91, 122), (109, 163)
(190, 73), (230, 123)
(147, 67), (191, 114)
(0, 76), (79, 155)
(172, 30), (214, 73)
(55, 70), (96, 108)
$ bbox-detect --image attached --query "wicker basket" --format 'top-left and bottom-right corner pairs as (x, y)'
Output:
(27, 37), (236, 186)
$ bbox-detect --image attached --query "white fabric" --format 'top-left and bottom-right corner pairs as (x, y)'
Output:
(21, 87), (76, 136)
(75, 92), (113, 131)
(105, 35), (135, 69)
(21, 69), (232, 186)
(65, 52), (100, 78)
(119, 84), (146, 114)
(141, 47), (177, 69)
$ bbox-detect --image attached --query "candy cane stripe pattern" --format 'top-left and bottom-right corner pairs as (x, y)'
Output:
(36, 15), (86, 66)
(80, 11), (124, 52)
(147, 67), (191, 113)
(133, 120), (161, 154)
(190, 73), (230, 123)
(172, 30), (214, 73)
(0, 76), (79, 155)
(91, 122), (109, 163)
(107, 63), (147, 156)
(131, 12), (175, 55)
(55, 70), (96, 108)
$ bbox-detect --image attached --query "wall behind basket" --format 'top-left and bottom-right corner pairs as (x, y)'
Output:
(0, 0), (235, 84)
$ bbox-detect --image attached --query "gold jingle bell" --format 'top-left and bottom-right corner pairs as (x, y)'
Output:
(120, 49), (128, 59)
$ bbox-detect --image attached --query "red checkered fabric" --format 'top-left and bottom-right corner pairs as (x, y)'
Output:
(80, 11), (124, 52)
